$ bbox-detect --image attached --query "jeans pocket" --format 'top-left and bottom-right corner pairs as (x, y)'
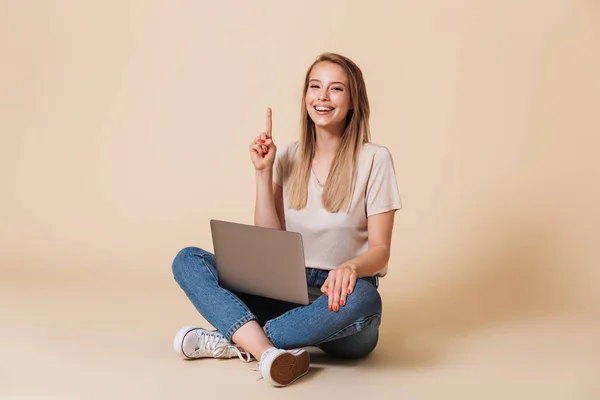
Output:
(312, 269), (330, 287)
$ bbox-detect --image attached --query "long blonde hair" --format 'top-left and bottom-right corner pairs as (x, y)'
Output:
(287, 53), (371, 213)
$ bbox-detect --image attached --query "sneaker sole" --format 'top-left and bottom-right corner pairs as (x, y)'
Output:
(270, 351), (310, 386)
(173, 325), (199, 359)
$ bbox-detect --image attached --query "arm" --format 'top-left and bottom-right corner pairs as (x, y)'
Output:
(251, 107), (284, 230)
(253, 170), (284, 230)
(344, 210), (395, 277)
(349, 146), (400, 277)
(322, 146), (402, 311)
(321, 210), (395, 311)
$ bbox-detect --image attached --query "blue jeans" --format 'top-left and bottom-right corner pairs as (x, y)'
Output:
(172, 246), (382, 359)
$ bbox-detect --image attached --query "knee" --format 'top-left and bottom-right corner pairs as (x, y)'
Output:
(343, 336), (379, 359)
(350, 279), (382, 316)
(320, 328), (380, 359)
(171, 246), (203, 279)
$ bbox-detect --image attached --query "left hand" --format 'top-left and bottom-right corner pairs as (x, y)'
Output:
(320, 264), (358, 312)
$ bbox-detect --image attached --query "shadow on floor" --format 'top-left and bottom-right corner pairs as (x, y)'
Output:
(342, 215), (568, 370)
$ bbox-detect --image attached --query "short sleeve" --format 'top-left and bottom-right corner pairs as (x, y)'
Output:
(366, 147), (402, 216)
(272, 141), (295, 187)
(273, 147), (284, 186)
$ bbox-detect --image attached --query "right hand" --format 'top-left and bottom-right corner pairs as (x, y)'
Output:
(249, 107), (277, 171)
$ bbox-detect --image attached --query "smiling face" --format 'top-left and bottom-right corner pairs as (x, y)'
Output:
(304, 61), (352, 133)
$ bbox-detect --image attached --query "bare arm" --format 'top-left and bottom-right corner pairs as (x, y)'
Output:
(253, 170), (283, 230)
(345, 210), (395, 277)
(250, 107), (284, 230)
(321, 210), (395, 311)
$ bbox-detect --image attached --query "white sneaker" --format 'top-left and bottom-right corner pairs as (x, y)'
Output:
(173, 325), (252, 362)
(256, 347), (310, 387)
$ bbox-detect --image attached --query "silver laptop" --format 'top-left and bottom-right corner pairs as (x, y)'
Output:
(210, 219), (310, 305)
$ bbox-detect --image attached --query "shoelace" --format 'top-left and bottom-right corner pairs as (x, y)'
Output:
(250, 364), (263, 381)
(250, 347), (278, 381)
(190, 331), (253, 362)
(213, 343), (253, 362)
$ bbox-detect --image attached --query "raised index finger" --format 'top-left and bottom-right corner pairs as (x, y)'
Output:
(265, 107), (272, 138)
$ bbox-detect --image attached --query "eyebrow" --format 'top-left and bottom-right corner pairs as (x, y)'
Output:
(309, 79), (347, 86)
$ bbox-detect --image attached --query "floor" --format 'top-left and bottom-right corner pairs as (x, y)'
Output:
(3, 266), (599, 400)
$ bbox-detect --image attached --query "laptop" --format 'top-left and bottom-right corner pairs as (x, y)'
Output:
(210, 219), (310, 305)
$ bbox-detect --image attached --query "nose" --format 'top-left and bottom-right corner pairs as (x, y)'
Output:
(318, 88), (329, 101)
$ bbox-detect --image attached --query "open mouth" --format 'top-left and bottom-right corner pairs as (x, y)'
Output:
(314, 106), (335, 114)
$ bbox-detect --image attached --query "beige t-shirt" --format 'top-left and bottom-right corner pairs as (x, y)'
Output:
(273, 141), (402, 277)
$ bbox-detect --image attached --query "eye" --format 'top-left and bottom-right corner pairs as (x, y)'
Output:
(332, 87), (344, 91)
(309, 85), (320, 89)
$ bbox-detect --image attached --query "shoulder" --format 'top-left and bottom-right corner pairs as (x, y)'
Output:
(274, 141), (300, 181)
(275, 140), (300, 164)
(359, 142), (396, 167)
(277, 140), (300, 156)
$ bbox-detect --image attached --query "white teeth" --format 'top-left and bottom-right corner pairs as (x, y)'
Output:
(315, 106), (333, 111)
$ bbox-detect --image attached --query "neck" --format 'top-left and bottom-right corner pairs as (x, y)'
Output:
(314, 124), (343, 161)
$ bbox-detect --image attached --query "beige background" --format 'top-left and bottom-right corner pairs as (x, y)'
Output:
(1, 0), (599, 399)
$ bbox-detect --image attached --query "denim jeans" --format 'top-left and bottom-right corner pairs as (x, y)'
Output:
(172, 246), (382, 359)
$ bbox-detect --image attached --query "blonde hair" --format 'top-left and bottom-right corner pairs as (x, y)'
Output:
(287, 52), (371, 213)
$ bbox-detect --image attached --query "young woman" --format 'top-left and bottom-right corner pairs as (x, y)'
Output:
(171, 52), (402, 387)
